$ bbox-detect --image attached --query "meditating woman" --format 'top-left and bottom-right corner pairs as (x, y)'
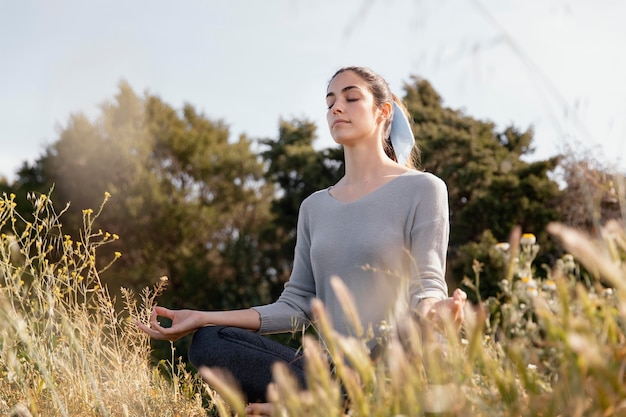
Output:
(137, 66), (467, 416)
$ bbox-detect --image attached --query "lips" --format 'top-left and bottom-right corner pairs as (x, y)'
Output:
(332, 119), (349, 128)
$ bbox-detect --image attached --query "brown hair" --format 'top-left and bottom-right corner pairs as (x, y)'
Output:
(329, 66), (421, 169)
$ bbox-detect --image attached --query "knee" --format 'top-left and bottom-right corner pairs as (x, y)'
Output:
(188, 326), (222, 368)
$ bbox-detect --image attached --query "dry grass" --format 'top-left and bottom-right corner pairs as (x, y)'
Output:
(0, 192), (208, 416)
(1, 181), (625, 416)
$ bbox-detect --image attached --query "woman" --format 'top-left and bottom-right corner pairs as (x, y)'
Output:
(137, 66), (467, 416)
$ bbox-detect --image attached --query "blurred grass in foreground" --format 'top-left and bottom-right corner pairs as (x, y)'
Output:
(1, 187), (625, 416)
(0, 192), (207, 416)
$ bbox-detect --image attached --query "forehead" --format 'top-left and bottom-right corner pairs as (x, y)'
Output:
(327, 70), (369, 94)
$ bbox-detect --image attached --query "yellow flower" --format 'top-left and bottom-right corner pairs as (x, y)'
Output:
(520, 233), (536, 246)
(114, 252), (122, 258)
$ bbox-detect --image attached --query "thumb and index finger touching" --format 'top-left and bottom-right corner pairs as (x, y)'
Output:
(135, 305), (175, 337)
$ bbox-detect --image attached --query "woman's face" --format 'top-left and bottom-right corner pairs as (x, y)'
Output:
(326, 70), (386, 146)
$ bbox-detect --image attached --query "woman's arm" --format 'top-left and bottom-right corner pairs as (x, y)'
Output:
(136, 306), (261, 342)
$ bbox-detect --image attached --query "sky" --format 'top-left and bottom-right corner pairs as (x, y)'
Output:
(1, 0), (625, 183)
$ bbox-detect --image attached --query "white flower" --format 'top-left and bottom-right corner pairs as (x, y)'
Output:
(495, 242), (510, 252)
(542, 280), (557, 291)
(520, 233), (536, 246)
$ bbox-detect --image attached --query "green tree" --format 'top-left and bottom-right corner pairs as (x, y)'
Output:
(403, 77), (562, 298)
(259, 118), (343, 285)
(7, 82), (275, 314)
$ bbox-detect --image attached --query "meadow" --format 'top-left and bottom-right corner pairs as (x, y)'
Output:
(1, 189), (625, 416)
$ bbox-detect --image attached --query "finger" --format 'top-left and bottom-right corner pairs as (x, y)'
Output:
(154, 305), (174, 319)
(135, 321), (167, 340)
(149, 318), (171, 334)
(453, 288), (467, 302)
(150, 310), (159, 325)
(246, 402), (273, 416)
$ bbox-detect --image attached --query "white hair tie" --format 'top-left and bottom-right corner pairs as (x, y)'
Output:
(390, 101), (415, 166)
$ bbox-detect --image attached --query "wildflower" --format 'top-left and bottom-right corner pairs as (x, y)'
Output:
(561, 254), (577, 275)
(520, 233), (536, 246)
(114, 252), (122, 258)
(526, 287), (538, 297)
(495, 242), (510, 252)
(520, 276), (536, 288)
(159, 276), (168, 283)
(542, 279), (557, 291)
(82, 208), (93, 216)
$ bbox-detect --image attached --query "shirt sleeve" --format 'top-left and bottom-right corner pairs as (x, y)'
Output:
(408, 174), (450, 308)
(252, 199), (316, 334)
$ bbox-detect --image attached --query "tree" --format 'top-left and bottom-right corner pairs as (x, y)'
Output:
(259, 118), (343, 285)
(556, 147), (623, 233)
(8, 82), (275, 313)
(403, 77), (562, 298)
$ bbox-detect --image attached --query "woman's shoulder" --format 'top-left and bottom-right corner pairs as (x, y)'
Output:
(300, 187), (332, 209)
(397, 170), (447, 193)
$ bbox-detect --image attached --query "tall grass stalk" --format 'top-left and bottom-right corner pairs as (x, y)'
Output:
(0, 192), (207, 416)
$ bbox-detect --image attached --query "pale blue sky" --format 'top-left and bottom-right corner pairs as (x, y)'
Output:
(1, 0), (625, 182)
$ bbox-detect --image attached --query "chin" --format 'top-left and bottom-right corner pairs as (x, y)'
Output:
(330, 133), (354, 146)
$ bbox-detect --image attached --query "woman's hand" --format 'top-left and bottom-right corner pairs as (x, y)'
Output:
(419, 288), (467, 331)
(245, 403), (273, 416)
(136, 306), (204, 341)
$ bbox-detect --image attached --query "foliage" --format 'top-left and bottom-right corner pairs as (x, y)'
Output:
(4, 76), (571, 316)
(6, 82), (276, 314)
(0, 192), (208, 416)
(2, 77), (626, 415)
(403, 77), (563, 293)
(259, 118), (343, 284)
(556, 146), (623, 231)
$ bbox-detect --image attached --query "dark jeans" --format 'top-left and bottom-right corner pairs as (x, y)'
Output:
(188, 326), (306, 402)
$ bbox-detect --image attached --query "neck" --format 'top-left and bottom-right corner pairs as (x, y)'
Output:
(342, 143), (396, 184)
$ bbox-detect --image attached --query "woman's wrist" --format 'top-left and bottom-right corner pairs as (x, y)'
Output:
(413, 297), (437, 318)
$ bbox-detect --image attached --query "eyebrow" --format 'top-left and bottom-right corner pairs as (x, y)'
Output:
(325, 85), (360, 99)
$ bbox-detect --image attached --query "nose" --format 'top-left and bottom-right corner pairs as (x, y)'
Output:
(331, 103), (343, 114)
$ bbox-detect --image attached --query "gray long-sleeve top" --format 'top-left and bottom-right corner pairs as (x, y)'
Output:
(253, 170), (449, 341)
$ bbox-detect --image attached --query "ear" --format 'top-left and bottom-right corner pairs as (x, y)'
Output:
(378, 101), (393, 122)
